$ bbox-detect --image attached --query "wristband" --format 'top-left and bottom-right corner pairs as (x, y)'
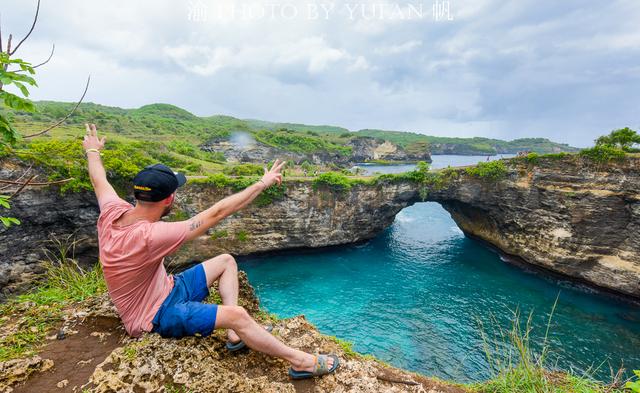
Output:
(85, 148), (102, 156)
(258, 179), (267, 188)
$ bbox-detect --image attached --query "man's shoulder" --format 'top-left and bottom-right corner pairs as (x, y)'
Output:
(97, 197), (133, 226)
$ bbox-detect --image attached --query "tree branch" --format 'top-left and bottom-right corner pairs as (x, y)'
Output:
(9, 0), (40, 56)
(0, 178), (73, 186)
(0, 164), (33, 191)
(33, 43), (55, 69)
(23, 75), (90, 138)
(8, 174), (36, 198)
(0, 12), (4, 54)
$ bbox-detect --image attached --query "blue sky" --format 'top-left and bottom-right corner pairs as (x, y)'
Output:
(3, 0), (639, 146)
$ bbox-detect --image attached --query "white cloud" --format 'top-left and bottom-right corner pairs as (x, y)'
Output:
(2, 0), (639, 146)
(374, 40), (422, 55)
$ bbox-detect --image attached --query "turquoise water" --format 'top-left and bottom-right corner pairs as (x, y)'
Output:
(241, 155), (640, 383)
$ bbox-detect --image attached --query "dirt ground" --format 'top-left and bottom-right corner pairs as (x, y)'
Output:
(9, 316), (124, 393)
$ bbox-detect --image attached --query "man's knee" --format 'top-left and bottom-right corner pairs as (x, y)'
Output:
(221, 253), (237, 270)
(227, 305), (250, 328)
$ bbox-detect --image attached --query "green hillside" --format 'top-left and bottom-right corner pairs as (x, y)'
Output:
(356, 129), (579, 155)
(1, 101), (580, 188)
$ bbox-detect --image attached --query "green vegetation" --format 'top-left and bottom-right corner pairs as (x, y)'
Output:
(595, 127), (640, 152)
(465, 160), (508, 180)
(13, 138), (155, 193)
(356, 129), (578, 155)
(627, 370), (640, 392)
(236, 229), (249, 242)
(313, 171), (356, 193)
(195, 174), (287, 207)
(0, 52), (38, 145)
(167, 208), (189, 222)
(578, 128), (639, 164)
(473, 299), (620, 393)
(210, 229), (228, 240)
(223, 163), (264, 176)
(579, 145), (626, 163)
(254, 129), (351, 156)
(0, 195), (20, 227)
(327, 335), (357, 358)
(2, 101), (578, 187)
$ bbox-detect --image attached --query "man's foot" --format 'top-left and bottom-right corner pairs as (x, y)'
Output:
(227, 329), (241, 344)
(289, 354), (340, 379)
(291, 353), (335, 373)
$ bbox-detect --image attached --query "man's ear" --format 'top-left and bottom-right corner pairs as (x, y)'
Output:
(164, 193), (175, 205)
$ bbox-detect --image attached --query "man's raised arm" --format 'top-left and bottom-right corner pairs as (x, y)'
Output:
(83, 123), (118, 208)
(184, 159), (286, 241)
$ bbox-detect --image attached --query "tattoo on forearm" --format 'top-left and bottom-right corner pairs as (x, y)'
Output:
(189, 220), (202, 231)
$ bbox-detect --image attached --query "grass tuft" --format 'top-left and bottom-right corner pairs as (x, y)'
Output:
(473, 296), (621, 393)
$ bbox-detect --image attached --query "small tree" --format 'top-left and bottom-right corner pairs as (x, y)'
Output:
(595, 127), (640, 152)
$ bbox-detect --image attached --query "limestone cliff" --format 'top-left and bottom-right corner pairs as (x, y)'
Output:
(200, 137), (352, 166)
(200, 136), (431, 166)
(2, 155), (639, 300)
(347, 137), (432, 163)
(428, 155), (640, 299)
(169, 179), (416, 267)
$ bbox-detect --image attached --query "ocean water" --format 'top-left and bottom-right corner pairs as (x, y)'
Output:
(241, 155), (640, 383)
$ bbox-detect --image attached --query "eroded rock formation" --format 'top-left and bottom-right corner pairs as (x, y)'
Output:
(1, 155), (639, 300)
(199, 136), (431, 166)
(429, 155), (640, 299)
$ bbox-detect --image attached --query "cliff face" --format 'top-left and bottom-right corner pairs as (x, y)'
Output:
(0, 161), (99, 297)
(2, 155), (639, 300)
(200, 136), (431, 166)
(428, 155), (640, 299)
(168, 180), (417, 267)
(347, 137), (432, 163)
(200, 138), (352, 166)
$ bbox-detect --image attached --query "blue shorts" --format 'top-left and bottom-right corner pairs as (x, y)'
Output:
(151, 263), (218, 338)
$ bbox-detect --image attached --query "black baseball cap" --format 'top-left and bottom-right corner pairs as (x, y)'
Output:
(133, 164), (187, 202)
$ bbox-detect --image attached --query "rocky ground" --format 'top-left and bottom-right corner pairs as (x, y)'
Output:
(0, 272), (466, 393)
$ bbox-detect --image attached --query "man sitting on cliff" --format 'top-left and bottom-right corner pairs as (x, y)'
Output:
(83, 124), (339, 379)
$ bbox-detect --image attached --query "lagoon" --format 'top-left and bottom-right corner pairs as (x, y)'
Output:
(241, 155), (640, 383)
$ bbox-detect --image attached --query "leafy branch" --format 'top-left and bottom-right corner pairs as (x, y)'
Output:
(0, 0), (87, 225)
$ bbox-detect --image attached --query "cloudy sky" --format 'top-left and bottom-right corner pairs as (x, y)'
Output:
(2, 0), (639, 146)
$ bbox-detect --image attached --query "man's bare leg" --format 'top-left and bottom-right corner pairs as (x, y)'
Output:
(215, 305), (334, 372)
(202, 254), (334, 372)
(201, 254), (241, 342)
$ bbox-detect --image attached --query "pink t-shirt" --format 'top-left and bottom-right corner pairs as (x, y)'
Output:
(96, 195), (189, 337)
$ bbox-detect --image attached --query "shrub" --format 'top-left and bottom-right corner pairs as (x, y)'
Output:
(254, 130), (352, 156)
(15, 138), (153, 192)
(223, 163), (264, 176)
(521, 152), (539, 165)
(466, 160), (508, 180)
(211, 230), (228, 240)
(313, 172), (353, 193)
(579, 145), (626, 163)
(194, 174), (286, 207)
(236, 230), (249, 242)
